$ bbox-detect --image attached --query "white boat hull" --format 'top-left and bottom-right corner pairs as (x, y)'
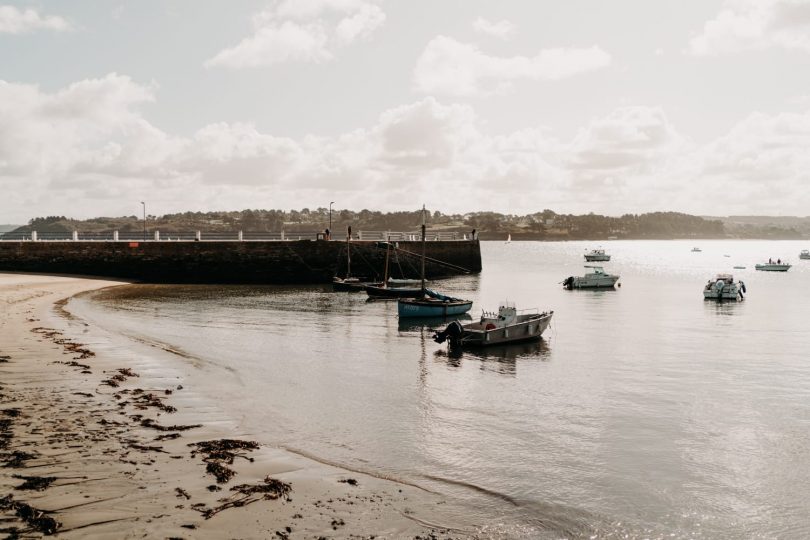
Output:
(755, 264), (791, 272)
(703, 285), (741, 300)
(584, 254), (610, 262)
(567, 275), (619, 289)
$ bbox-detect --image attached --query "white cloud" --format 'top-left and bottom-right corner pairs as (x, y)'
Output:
(472, 17), (516, 40)
(205, 0), (384, 68)
(0, 5), (70, 34)
(413, 36), (611, 97)
(3, 73), (810, 220)
(688, 0), (810, 55)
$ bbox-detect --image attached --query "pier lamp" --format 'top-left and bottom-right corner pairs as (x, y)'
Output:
(140, 201), (146, 241)
(329, 201), (334, 239)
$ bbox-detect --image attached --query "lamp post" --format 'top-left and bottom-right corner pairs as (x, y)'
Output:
(329, 201), (334, 240)
(140, 201), (146, 241)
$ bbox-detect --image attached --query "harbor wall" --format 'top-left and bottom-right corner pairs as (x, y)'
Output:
(0, 240), (481, 284)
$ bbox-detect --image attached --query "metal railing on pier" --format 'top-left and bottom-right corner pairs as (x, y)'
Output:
(0, 230), (475, 242)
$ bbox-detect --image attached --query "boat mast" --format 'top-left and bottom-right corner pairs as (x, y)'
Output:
(420, 205), (426, 294)
(346, 225), (352, 278)
(383, 237), (390, 286)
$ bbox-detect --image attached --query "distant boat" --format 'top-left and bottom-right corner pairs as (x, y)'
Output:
(505, 234), (512, 244)
(433, 302), (553, 347)
(607, 236), (618, 240)
(755, 262), (791, 272)
(584, 249), (610, 262)
(800, 250), (810, 260)
(398, 206), (473, 318)
(733, 265), (746, 270)
(703, 273), (745, 301)
(691, 247), (702, 252)
(723, 254), (730, 257)
(563, 266), (620, 289)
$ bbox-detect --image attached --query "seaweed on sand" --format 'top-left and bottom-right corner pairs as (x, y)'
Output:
(0, 495), (61, 535)
(12, 475), (56, 492)
(188, 439), (260, 484)
(192, 476), (292, 519)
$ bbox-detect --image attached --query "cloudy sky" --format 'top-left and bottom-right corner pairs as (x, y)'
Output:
(2, 0), (810, 222)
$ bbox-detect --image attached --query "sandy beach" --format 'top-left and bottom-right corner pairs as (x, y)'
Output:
(0, 273), (471, 539)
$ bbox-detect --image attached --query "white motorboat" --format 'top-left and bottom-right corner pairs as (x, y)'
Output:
(800, 250), (810, 260)
(691, 247), (702, 252)
(755, 261), (791, 272)
(703, 273), (746, 301)
(563, 266), (620, 289)
(433, 302), (553, 347)
(584, 249), (610, 262)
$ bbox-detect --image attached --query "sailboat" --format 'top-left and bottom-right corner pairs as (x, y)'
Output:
(365, 241), (423, 298)
(505, 233), (511, 244)
(398, 207), (473, 318)
(333, 226), (382, 291)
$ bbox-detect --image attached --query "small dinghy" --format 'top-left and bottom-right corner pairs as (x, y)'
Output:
(800, 250), (810, 260)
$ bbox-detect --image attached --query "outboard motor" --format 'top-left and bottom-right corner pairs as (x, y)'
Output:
(433, 320), (464, 346)
(739, 280), (746, 300)
(562, 276), (574, 290)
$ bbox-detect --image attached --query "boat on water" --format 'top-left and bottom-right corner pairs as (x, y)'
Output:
(584, 249), (610, 262)
(365, 242), (422, 298)
(333, 226), (382, 291)
(398, 289), (473, 317)
(563, 266), (620, 289)
(691, 247), (702, 252)
(433, 302), (553, 347)
(703, 273), (746, 301)
(800, 250), (810, 260)
(755, 261), (791, 272)
(398, 206), (473, 318)
(505, 234), (512, 244)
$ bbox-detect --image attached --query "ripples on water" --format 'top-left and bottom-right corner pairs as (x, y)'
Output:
(71, 240), (810, 538)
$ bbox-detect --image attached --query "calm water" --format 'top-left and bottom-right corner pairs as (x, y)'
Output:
(71, 240), (810, 538)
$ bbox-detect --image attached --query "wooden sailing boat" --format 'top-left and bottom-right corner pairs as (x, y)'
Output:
(397, 206), (473, 318)
(333, 225), (382, 292)
(364, 240), (423, 298)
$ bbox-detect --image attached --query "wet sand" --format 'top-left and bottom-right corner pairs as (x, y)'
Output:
(0, 274), (470, 539)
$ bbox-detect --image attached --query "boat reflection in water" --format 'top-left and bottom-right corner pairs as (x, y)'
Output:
(397, 314), (472, 333)
(434, 339), (552, 375)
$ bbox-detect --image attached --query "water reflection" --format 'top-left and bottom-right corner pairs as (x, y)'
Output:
(703, 298), (745, 316)
(433, 338), (552, 375)
(397, 314), (472, 332)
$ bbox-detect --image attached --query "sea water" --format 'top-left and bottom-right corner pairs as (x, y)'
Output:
(70, 240), (810, 538)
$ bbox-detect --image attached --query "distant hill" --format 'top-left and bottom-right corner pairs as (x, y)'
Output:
(705, 215), (810, 239)
(0, 224), (21, 233)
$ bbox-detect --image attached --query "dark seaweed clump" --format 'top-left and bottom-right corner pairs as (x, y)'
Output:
(0, 495), (61, 535)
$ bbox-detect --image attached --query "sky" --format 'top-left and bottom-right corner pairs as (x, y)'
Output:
(2, 0), (810, 222)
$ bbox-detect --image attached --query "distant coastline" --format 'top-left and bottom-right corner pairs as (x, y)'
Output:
(3, 210), (809, 241)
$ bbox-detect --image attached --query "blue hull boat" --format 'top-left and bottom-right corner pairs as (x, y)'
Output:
(397, 289), (473, 318)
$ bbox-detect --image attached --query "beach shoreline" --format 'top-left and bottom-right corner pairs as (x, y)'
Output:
(0, 273), (471, 539)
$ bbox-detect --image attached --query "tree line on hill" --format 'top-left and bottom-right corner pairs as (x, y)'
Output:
(4, 209), (806, 240)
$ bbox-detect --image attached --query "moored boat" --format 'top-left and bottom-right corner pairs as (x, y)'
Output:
(703, 273), (746, 301)
(691, 247), (702, 252)
(584, 249), (610, 262)
(433, 302), (553, 347)
(333, 276), (382, 292)
(333, 225), (382, 292)
(398, 289), (473, 317)
(800, 250), (810, 260)
(563, 266), (620, 289)
(397, 206), (473, 318)
(755, 261), (791, 272)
